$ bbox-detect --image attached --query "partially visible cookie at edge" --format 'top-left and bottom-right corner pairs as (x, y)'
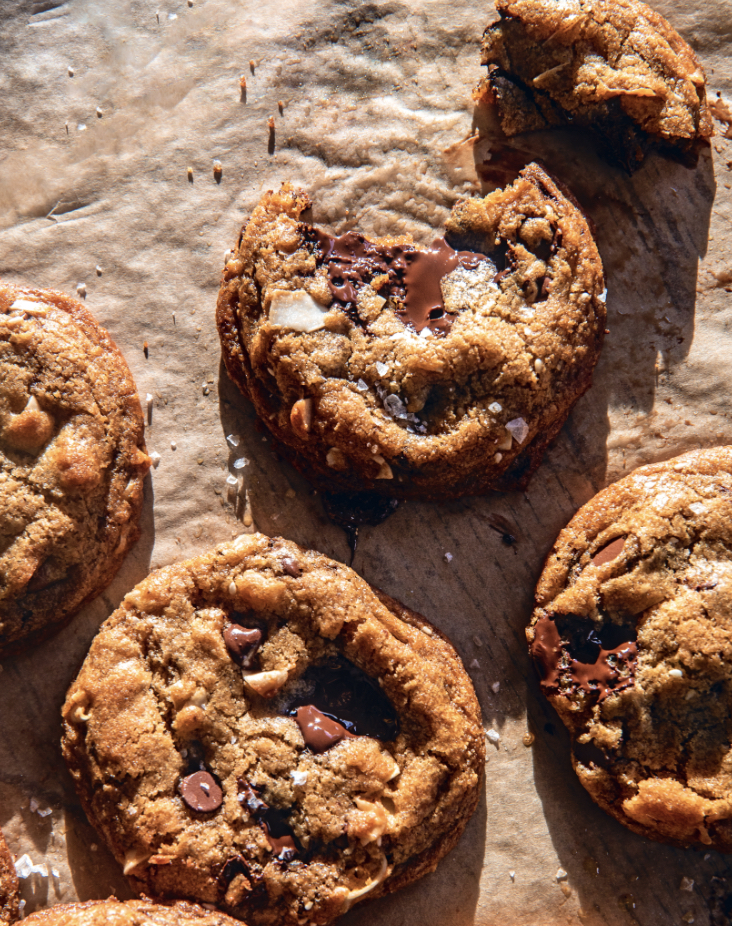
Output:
(20, 899), (247, 926)
(0, 282), (151, 652)
(480, 0), (713, 171)
(62, 533), (485, 926)
(527, 446), (732, 849)
(216, 164), (605, 500)
(0, 827), (19, 925)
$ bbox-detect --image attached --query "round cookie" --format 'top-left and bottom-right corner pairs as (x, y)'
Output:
(216, 164), (605, 500)
(62, 533), (485, 926)
(480, 0), (713, 172)
(527, 447), (732, 850)
(0, 828), (19, 925)
(0, 282), (150, 652)
(21, 899), (246, 926)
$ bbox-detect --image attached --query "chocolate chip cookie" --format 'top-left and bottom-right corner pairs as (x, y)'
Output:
(0, 828), (18, 925)
(527, 446), (732, 849)
(21, 899), (245, 926)
(216, 165), (605, 500)
(0, 282), (150, 652)
(480, 0), (713, 172)
(62, 533), (485, 926)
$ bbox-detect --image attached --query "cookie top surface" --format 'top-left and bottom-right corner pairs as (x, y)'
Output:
(217, 165), (605, 499)
(481, 0), (713, 170)
(0, 282), (150, 652)
(62, 533), (485, 926)
(527, 447), (732, 850)
(22, 900), (245, 926)
(0, 828), (19, 925)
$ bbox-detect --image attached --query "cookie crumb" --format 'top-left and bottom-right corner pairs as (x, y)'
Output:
(213, 160), (223, 182)
(68, 66), (74, 77)
(492, 681), (500, 693)
(187, 166), (194, 182)
(509, 870), (516, 881)
(170, 441), (177, 451)
(486, 728), (500, 745)
(149, 452), (161, 468)
(96, 107), (103, 118)
(95, 265), (103, 276)
(444, 552), (453, 563)
(143, 341), (149, 358)
(76, 283), (86, 299)
(523, 731), (535, 746)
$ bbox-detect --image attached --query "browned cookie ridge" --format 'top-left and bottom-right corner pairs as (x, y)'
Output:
(217, 165), (605, 500)
(62, 533), (485, 926)
(0, 283), (151, 653)
(0, 828), (19, 925)
(527, 447), (732, 850)
(21, 899), (247, 926)
(480, 0), (713, 171)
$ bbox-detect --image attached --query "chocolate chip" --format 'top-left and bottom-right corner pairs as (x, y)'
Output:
(281, 556), (301, 578)
(179, 771), (222, 813)
(296, 705), (356, 752)
(592, 536), (626, 567)
(223, 625), (262, 668)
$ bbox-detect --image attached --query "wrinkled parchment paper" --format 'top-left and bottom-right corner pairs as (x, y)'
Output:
(2, 0), (732, 923)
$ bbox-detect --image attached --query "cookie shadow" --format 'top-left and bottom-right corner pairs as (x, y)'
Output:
(469, 108), (715, 481)
(216, 359), (350, 562)
(527, 673), (732, 926)
(64, 805), (134, 903)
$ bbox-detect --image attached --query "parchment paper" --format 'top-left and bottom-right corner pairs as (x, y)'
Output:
(2, 0), (732, 923)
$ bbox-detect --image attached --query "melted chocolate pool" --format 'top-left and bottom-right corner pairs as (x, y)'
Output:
(307, 226), (485, 336)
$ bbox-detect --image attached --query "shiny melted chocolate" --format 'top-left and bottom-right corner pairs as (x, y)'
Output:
(287, 656), (399, 741)
(295, 704), (356, 752)
(307, 226), (484, 336)
(531, 614), (637, 702)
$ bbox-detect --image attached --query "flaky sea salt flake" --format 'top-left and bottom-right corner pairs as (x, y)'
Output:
(556, 868), (568, 881)
(486, 729), (500, 745)
(506, 417), (529, 444)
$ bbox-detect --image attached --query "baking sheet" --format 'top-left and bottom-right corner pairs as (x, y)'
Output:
(2, 0), (732, 923)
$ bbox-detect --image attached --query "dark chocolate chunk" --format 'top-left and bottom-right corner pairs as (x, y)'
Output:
(295, 705), (356, 752)
(287, 656), (399, 741)
(530, 614), (637, 702)
(179, 771), (223, 813)
(219, 855), (251, 887)
(223, 624), (262, 668)
(237, 780), (299, 860)
(592, 536), (626, 567)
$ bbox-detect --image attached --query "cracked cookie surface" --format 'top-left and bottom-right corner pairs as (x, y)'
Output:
(61, 533), (485, 926)
(0, 283), (150, 652)
(21, 899), (246, 926)
(480, 0), (713, 171)
(527, 447), (732, 849)
(216, 165), (604, 500)
(0, 828), (18, 925)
